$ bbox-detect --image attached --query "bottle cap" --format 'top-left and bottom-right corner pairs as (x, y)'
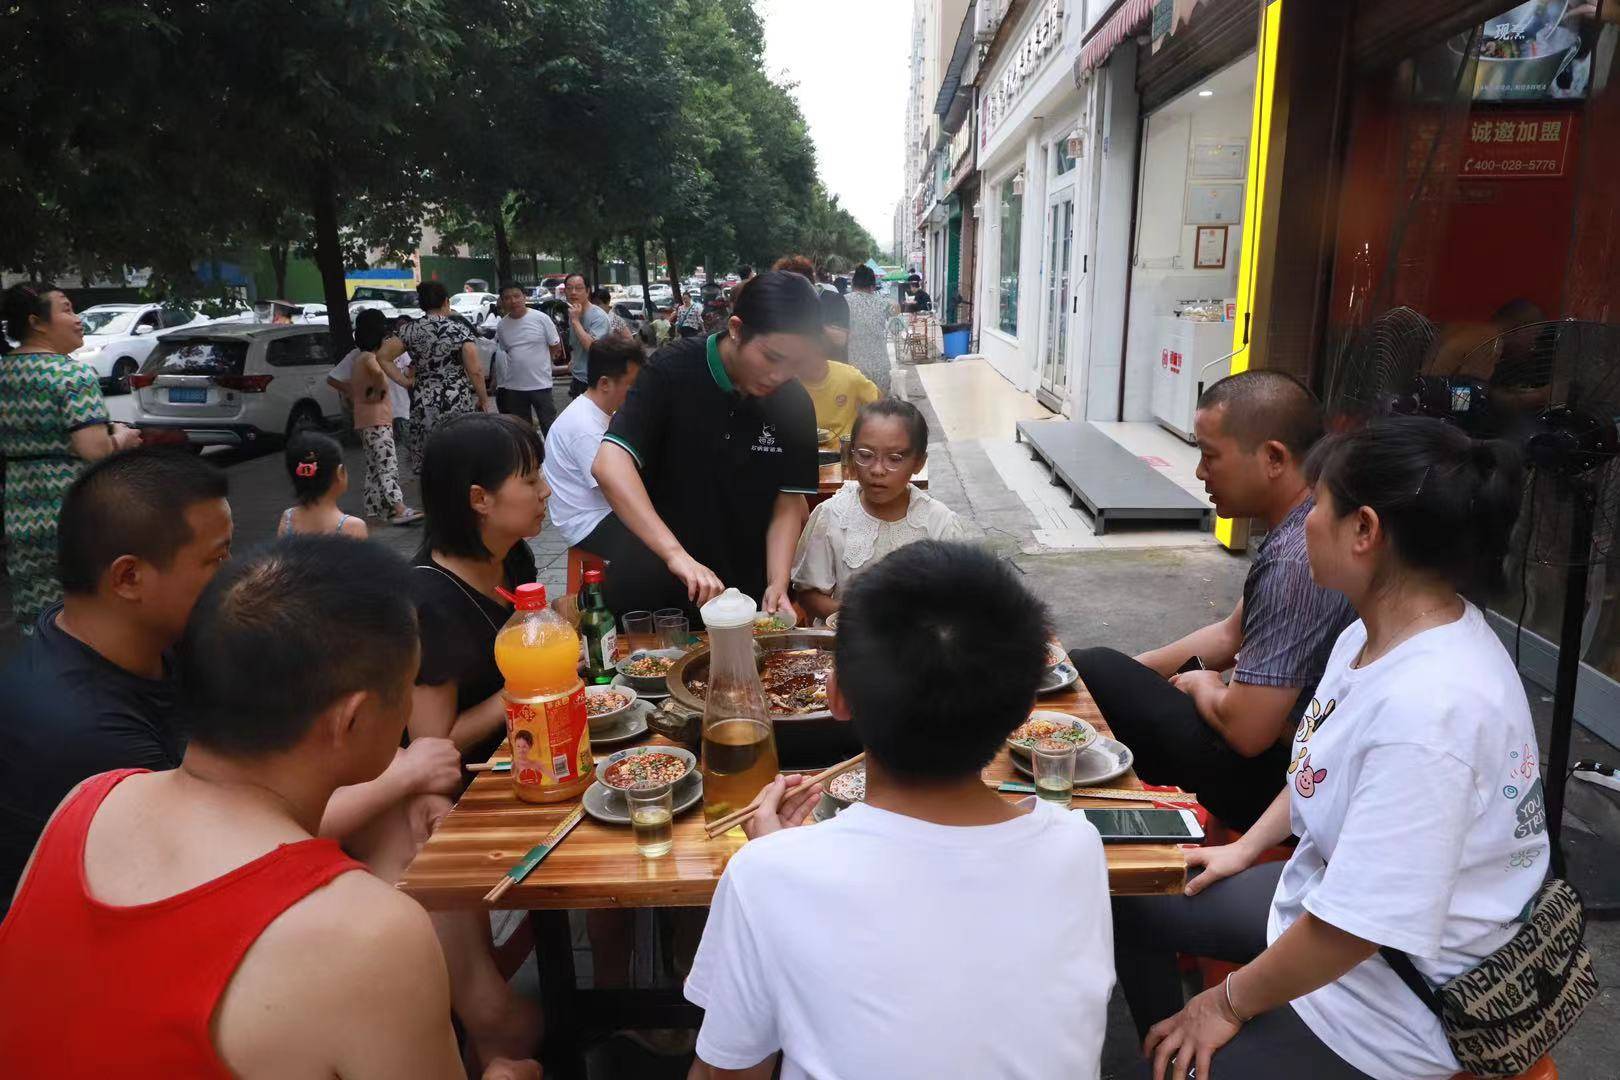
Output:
(514, 582), (548, 610)
(700, 587), (756, 630)
(583, 569), (604, 584)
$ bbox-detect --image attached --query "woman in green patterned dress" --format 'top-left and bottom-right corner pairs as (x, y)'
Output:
(1, 285), (142, 631)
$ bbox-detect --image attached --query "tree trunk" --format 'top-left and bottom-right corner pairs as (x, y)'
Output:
(635, 232), (653, 319)
(493, 210), (512, 285)
(663, 234), (681, 293)
(309, 161), (352, 353)
(269, 242), (289, 299)
(588, 239), (600, 289)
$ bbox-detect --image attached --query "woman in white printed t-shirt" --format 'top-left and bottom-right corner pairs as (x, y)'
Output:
(1112, 416), (1545, 1080)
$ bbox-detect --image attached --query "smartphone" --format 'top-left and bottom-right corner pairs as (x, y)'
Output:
(1176, 655), (1206, 675)
(1082, 807), (1205, 844)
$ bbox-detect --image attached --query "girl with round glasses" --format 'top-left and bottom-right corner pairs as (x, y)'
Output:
(791, 399), (963, 620)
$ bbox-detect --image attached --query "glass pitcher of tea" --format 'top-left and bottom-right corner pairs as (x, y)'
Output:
(698, 588), (779, 831)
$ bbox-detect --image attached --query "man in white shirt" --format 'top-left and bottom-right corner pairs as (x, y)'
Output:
(493, 282), (562, 435)
(685, 540), (1115, 1080)
(542, 336), (643, 554)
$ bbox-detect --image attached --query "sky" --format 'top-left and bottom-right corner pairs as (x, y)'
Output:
(758, 0), (911, 251)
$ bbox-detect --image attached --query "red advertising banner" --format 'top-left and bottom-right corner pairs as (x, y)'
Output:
(1460, 111), (1575, 180)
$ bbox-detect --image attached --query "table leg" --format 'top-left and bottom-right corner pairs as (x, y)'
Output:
(532, 910), (585, 1080)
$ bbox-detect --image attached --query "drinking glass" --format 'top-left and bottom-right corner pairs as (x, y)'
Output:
(622, 610), (654, 642)
(1030, 740), (1076, 804)
(627, 785), (674, 858)
(655, 610), (691, 650)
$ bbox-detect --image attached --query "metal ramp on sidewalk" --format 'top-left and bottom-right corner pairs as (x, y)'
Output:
(1015, 419), (1212, 535)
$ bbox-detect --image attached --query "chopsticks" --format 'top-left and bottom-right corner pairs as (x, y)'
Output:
(467, 759), (511, 773)
(995, 781), (1198, 805)
(703, 752), (865, 839)
(484, 805), (586, 903)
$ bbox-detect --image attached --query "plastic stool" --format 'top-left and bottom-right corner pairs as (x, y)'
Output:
(565, 548), (605, 595)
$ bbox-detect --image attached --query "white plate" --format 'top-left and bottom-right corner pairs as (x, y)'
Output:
(613, 672), (668, 700)
(1009, 734), (1134, 787)
(590, 700), (652, 747)
(582, 771), (704, 825)
(1038, 661), (1079, 695)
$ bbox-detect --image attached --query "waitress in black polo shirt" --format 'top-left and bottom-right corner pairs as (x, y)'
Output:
(593, 270), (822, 617)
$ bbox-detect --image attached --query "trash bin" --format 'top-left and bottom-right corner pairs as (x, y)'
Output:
(942, 325), (971, 359)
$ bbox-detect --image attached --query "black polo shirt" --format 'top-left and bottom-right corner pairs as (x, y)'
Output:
(603, 333), (818, 599)
(0, 605), (182, 913)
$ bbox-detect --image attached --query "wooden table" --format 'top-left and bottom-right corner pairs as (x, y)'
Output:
(397, 680), (1184, 910)
(395, 651), (1184, 1075)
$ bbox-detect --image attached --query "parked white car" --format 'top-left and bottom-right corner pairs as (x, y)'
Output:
(130, 323), (343, 448)
(646, 283), (674, 305)
(73, 303), (210, 393)
(450, 291), (495, 320)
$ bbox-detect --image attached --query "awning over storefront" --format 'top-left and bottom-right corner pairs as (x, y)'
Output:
(1073, 0), (1153, 84)
(934, 0), (978, 127)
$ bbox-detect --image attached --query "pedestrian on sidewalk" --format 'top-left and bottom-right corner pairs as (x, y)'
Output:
(564, 272), (613, 399)
(0, 283), (141, 631)
(845, 264), (896, 395)
(379, 280), (491, 471)
(343, 311), (421, 526)
(493, 282), (561, 436)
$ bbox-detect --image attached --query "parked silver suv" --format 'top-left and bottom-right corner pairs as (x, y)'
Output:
(131, 323), (343, 447)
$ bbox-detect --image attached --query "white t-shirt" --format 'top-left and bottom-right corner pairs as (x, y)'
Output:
(332, 347), (409, 422)
(542, 394), (613, 545)
(1267, 602), (1549, 1080)
(686, 799), (1114, 1079)
(496, 309), (560, 392)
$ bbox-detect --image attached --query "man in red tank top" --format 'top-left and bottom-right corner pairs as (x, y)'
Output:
(0, 537), (539, 1080)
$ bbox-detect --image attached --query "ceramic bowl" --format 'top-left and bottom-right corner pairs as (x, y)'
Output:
(585, 684), (638, 728)
(593, 744), (698, 794)
(1006, 710), (1099, 757)
(615, 648), (684, 692)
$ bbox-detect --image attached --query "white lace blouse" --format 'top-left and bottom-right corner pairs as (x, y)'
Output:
(791, 482), (965, 598)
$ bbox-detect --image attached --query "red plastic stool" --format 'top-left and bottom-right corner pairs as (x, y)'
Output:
(565, 548), (605, 595)
(1189, 821), (1296, 990)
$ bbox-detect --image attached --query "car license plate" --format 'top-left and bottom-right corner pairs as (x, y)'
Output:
(167, 387), (208, 404)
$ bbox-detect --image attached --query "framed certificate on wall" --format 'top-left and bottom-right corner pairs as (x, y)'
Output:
(1195, 226), (1228, 269)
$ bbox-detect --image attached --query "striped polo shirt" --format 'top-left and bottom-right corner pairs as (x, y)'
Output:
(1234, 496), (1357, 731)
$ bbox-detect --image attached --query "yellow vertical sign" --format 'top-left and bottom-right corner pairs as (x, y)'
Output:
(1214, 0), (1284, 551)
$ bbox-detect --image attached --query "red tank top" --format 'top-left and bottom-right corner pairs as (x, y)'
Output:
(0, 769), (364, 1077)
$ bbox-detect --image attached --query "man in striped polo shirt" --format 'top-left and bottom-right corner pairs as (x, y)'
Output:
(1071, 371), (1355, 830)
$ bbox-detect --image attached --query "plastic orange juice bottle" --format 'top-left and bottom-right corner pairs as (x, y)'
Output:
(494, 583), (592, 803)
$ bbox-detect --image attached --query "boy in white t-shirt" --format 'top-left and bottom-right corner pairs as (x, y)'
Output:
(542, 337), (643, 551)
(685, 540), (1115, 1080)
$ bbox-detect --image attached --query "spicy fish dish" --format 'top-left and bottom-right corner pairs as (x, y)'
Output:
(688, 648), (833, 717)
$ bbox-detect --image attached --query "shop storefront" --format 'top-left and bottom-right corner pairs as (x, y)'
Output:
(971, 0), (1086, 408)
(1064, 0), (1257, 431)
(1318, 1), (1620, 737)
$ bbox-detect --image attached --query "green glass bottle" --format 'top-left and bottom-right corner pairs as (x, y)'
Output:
(578, 568), (618, 685)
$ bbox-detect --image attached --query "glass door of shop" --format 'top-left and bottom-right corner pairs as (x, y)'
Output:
(1039, 197), (1075, 409)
